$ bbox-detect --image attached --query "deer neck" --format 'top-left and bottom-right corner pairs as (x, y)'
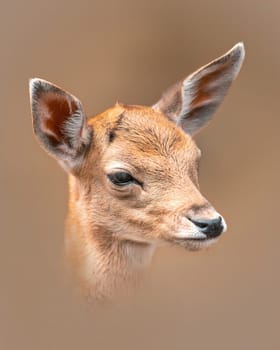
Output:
(65, 176), (156, 300)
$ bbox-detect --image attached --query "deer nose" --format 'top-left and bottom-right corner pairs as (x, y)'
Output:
(188, 216), (224, 238)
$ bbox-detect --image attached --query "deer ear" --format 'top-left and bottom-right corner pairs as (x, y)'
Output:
(29, 78), (92, 171)
(153, 43), (245, 135)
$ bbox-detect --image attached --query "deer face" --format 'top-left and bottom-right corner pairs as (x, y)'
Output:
(78, 104), (226, 251)
(29, 43), (244, 251)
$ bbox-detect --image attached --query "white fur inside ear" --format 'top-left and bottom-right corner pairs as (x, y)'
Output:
(29, 77), (91, 171)
(228, 42), (245, 78)
(180, 42), (245, 120)
(152, 42), (245, 135)
(29, 77), (58, 98)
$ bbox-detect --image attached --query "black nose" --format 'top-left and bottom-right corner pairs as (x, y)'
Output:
(188, 216), (223, 238)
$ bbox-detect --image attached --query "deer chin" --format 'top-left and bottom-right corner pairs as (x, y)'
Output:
(174, 236), (220, 251)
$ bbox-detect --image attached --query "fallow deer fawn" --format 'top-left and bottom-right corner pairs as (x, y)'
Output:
(29, 43), (245, 301)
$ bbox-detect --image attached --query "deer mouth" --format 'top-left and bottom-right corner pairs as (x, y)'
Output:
(169, 236), (220, 251)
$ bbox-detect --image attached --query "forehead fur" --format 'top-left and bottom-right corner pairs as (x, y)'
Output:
(89, 104), (196, 157)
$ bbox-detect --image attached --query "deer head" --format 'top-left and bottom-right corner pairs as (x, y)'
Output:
(29, 43), (245, 298)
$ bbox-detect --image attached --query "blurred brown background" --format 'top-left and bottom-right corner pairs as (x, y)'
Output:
(1, 0), (279, 349)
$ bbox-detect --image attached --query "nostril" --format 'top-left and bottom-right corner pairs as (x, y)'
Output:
(187, 217), (208, 228)
(190, 220), (208, 229)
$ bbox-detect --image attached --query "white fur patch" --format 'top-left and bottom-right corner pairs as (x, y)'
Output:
(104, 161), (130, 173)
(221, 216), (227, 233)
(175, 214), (227, 239)
(176, 228), (207, 240)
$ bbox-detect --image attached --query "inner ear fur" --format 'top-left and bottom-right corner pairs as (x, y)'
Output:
(29, 78), (92, 171)
(153, 42), (245, 135)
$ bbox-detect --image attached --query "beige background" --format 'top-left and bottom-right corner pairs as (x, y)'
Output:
(1, 0), (279, 349)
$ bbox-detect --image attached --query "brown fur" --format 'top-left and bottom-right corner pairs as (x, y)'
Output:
(29, 43), (245, 301)
(65, 105), (216, 300)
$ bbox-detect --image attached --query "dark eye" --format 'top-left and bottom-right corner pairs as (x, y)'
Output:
(107, 172), (136, 186)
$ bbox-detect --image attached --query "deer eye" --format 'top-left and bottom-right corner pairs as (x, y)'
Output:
(107, 172), (136, 186)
